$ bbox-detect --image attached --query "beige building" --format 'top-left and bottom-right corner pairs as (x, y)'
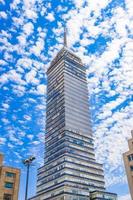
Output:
(0, 153), (20, 200)
(123, 130), (133, 200)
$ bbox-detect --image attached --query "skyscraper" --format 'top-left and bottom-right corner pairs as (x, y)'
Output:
(30, 32), (117, 200)
(123, 130), (133, 200)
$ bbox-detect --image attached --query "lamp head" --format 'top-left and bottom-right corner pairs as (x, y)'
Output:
(22, 159), (29, 165)
(22, 156), (35, 165)
(29, 156), (36, 162)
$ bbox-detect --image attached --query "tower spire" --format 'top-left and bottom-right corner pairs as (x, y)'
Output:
(64, 27), (67, 47)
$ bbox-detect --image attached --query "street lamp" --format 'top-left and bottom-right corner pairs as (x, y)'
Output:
(22, 156), (36, 200)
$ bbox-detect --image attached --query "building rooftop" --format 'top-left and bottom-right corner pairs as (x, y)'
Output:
(47, 46), (83, 73)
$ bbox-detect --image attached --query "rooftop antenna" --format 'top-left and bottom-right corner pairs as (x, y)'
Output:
(64, 26), (67, 47)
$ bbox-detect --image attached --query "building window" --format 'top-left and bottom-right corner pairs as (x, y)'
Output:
(130, 166), (133, 171)
(3, 194), (12, 200)
(5, 172), (15, 178)
(4, 182), (13, 189)
(128, 154), (133, 161)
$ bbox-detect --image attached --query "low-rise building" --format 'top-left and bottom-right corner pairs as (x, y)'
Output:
(123, 130), (133, 200)
(0, 153), (20, 200)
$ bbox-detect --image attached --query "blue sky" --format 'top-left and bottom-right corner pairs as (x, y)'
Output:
(0, 0), (133, 199)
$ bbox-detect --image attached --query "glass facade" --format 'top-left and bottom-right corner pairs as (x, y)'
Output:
(30, 47), (117, 200)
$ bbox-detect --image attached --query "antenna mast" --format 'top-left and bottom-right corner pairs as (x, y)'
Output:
(64, 27), (67, 47)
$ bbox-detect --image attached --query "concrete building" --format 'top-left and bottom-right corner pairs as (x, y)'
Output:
(30, 32), (117, 200)
(123, 130), (133, 200)
(0, 153), (20, 200)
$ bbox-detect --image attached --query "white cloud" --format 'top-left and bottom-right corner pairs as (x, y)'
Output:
(0, 70), (25, 86)
(118, 194), (131, 200)
(25, 9), (37, 20)
(0, 137), (6, 145)
(25, 69), (39, 85)
(36, 104), (46, 110)
(112, 7), (129, 38)
(40, 7), (47, 16)
(4, 52), (13, 62)
(17, 58), (33, 69)
(125, 0), (133, 19)
(46, 12), (55, 21)
(23, 0), (36, 9)
(12, 85), (26, 96)
(12, 16), (24, 27)
(1, 30), (11, 39)
(80, 38), (94, 46)
(0, 59), (7, 65)
(0, 11), (7, 19)
(73, 0), (84, 8)
(37, 84), (46, 95)
(23, 115), (31, 120)
(1, 118), (9, 124)
(37, 132), (45, 142)
(23, 22), (34, 35)
(27, 134), (34, 140)
(0, 0), (5, 4)
(32, 141), (40, 145)
(30, 38), (44, 56)
(17, 34), (27, 46)
(2, 103), (9, 109)
(10, 0), (21, 9)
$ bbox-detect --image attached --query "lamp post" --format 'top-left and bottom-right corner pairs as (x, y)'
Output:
(23, 156), (36, 200)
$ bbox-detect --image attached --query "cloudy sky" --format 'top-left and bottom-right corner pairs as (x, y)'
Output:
(0, 0), (133, 199)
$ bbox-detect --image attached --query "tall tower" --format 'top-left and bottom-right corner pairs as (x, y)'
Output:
(30, 31), (117, 200)
(123, 130), (133, 200)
